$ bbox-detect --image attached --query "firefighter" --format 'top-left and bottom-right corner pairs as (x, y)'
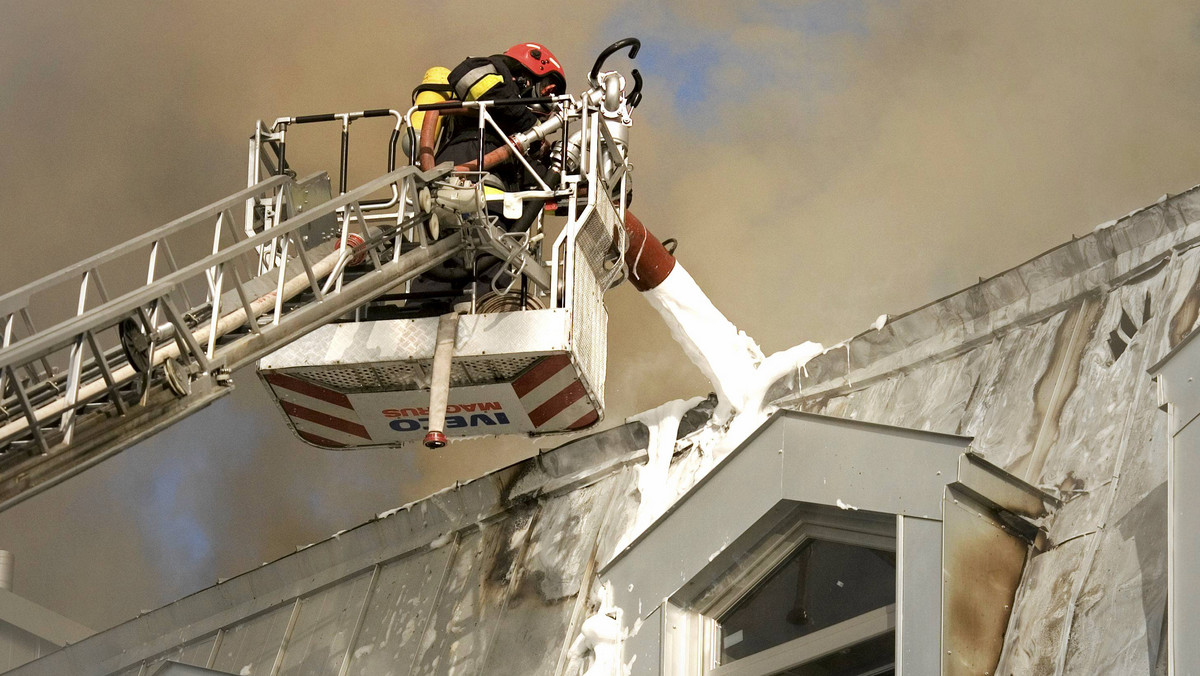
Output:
(402, 44), (567, 316)
(437, 42), (567, 191)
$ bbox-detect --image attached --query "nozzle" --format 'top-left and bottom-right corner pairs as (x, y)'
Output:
(423, 431), (447, 449)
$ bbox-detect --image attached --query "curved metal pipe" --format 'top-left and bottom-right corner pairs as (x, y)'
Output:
(589, 38), (641, 86)
(621, 211), (676, 292)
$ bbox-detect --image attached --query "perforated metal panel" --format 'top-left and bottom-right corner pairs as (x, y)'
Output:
(459, 356), (540, 383)
(259, 311), (570, 370)
(297, 362), (425, 392)
(570, 197), (616, 411)
(294, 355), (541, 394)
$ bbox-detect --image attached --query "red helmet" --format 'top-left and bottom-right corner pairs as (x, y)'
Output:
(504, 42), (566, 92)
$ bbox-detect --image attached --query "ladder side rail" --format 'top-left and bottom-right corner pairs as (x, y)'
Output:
(0, 167), (415, 373)
(0, 166), (444, 445)
(0, 229), (466, 512)
(0, 176), (288, 322)
(0, 314), (12, 401)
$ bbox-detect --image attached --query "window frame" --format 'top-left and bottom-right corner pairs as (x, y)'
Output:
(1150, 331), (1200, 672)
(686, 508), (899, 676)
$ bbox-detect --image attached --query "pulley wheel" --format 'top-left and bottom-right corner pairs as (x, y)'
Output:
(163, 358), (191, 398)
(118, 317), (152, 373)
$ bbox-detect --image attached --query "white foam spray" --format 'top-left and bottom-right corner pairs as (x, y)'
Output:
(570, 582), (626, 676)
(629, 396), (704, 531)
(643, 266), (765, 418)
(643, 263), (823, 429)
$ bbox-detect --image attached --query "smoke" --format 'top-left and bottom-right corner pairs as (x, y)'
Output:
(4, 0), (1200, 629)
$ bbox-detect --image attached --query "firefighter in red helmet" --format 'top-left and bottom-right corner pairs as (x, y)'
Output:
(436, 42), (567, 191)
(406, 43), (567, 314)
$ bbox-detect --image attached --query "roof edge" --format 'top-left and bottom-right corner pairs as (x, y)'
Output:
(788, 185), (1200, 401)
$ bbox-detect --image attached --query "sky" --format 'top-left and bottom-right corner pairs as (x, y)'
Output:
(4, 0), (1200, 631)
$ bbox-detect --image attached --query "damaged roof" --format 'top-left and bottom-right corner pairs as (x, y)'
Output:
(14, 184), (1200, 675)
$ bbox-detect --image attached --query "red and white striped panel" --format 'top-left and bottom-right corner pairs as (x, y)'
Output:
(262, 372), (373, 448)
(511, 354), (599, 432)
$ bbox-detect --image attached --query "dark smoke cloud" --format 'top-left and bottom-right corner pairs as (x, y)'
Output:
(3, 0), (1200, 629)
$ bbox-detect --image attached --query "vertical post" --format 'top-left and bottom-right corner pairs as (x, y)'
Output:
(19, 309), (52, 380)
(896, 514), (942, 675)
(207, 210), (227, 303)
(0, 314), (11, 398)
(339, 115), (350, 194)
(7, 366), (48, 454)
(276, 124), (287, 178)
(61, 270), (92, 442)
(84, 329), (127, 415)
(424, 312), (460, 449)
(477, 102), (486, 175)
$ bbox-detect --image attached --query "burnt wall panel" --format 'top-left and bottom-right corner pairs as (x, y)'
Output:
(959, 308), (1076, 478)
(1062, 484), (1166, 674)
(1054, 254), (1187, 674)
(410, 505), (537, 675)
(994, 536), (1089, 674)
(999, 253), (1181, 674)
(941, 491), (1028, 676)
(482, 479), (615, 676)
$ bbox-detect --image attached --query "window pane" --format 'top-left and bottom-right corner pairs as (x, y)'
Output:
(771, 631), (895, 676)
(719, 539), (895, 664)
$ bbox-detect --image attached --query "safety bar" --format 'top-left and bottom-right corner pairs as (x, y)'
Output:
(255, 109), (406, 197)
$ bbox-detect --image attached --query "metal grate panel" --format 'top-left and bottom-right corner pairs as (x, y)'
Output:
(297, 362), (425, 392)
(460, 356), (540, 383)
(288, 354), (540, 394)
(570, 197), (615, 410)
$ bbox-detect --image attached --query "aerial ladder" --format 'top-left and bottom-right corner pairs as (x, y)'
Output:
(0, 39), (651, 511)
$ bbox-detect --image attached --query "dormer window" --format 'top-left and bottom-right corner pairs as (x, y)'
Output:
(601, 411), (1053, 675)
